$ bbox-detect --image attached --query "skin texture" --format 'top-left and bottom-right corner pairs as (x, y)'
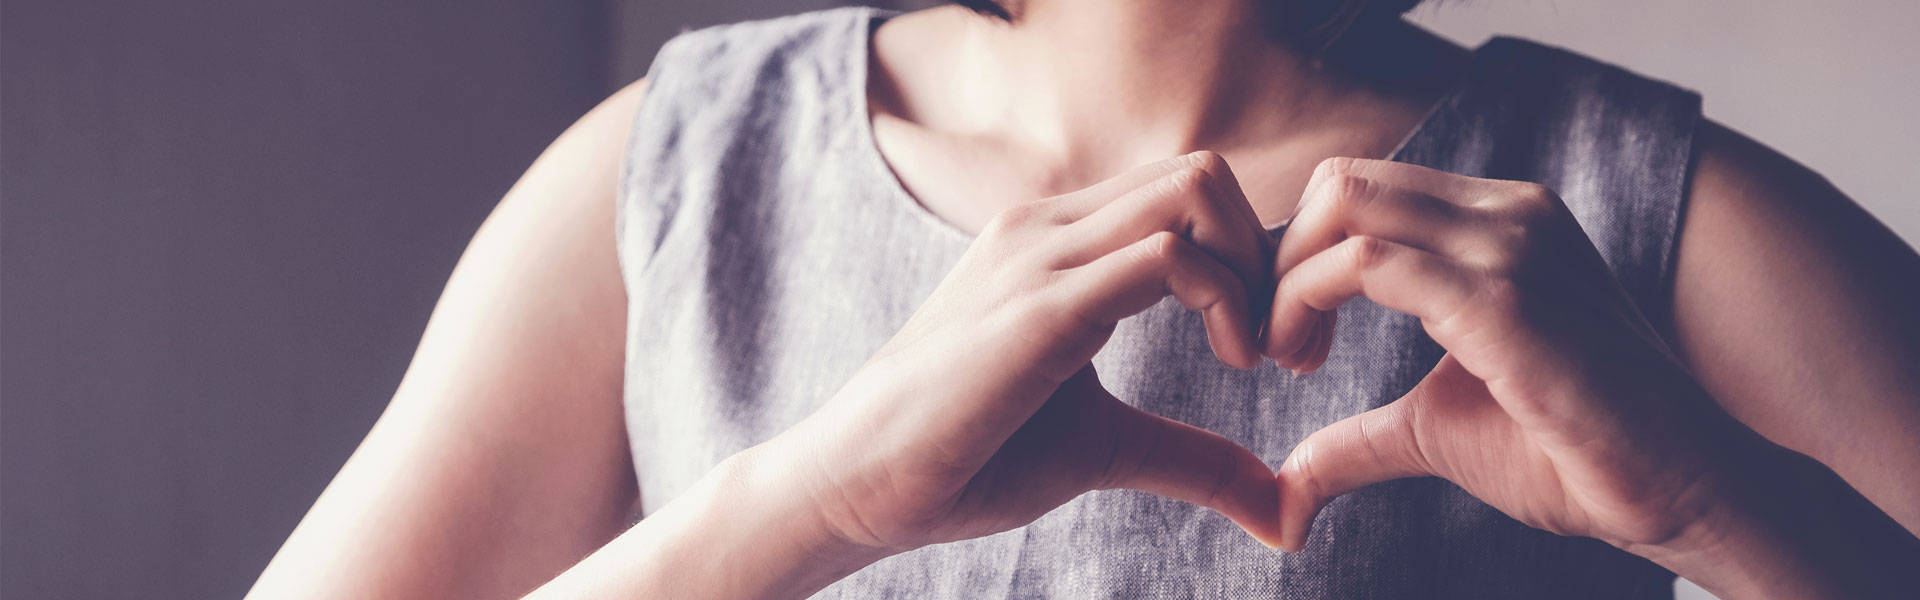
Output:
(247, 82), (645, 598)
(252, 2), (1920, 599)
(1671, 122), (1920, 534)
(1263, 157), (1920, 599)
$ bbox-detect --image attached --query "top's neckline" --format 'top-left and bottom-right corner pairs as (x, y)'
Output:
(847, 7), (1494, 242)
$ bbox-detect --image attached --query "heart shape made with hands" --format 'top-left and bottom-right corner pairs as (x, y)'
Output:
(811, 152), (1720, 562)
(1150, 155), (1720, 554)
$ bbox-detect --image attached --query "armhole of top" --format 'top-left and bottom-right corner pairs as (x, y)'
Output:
(1657, 98), (1708, 337)
(1629, 73), (1705, 327)
(612, 31), (702, 284)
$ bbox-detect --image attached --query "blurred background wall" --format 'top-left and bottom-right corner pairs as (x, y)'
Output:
(2, 2), (615, 597)
(3, 1), (1913, 598)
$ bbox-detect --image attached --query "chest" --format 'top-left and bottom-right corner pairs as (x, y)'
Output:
(867, 116), (1417, 236)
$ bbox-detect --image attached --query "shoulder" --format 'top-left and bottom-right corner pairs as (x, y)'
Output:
(516, 76), (648, 204)
(1686, 119), (1843, 230)
(1669, 116), (1920, 344)
(1678, 118), (1884, 283)
(1665, 121), (1920, 515)
(1456, 37), (1703, 168)
(1405, 35), (1704, 192)
(1461, 37), (1701, 115)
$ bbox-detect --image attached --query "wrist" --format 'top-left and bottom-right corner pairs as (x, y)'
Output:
(1621, 433), (1918, 600)
(1621, 479), (1771, 596)
(539, 439), (891, 599)
(697, 440), (895, 596)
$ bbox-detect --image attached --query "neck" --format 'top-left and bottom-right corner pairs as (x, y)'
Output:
(952, 0), (1338, 177)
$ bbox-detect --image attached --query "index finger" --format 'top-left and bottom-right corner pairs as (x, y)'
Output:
(1054, 152), (1268, 237)
(1296, 157), (1490, 205)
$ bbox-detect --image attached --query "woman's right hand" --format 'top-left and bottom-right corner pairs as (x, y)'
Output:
(757, 151), (1286, 562)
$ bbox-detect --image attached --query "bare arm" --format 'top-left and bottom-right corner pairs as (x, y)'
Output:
(1625, 120), (1920, 596)
(1671, 120), (1920, 533)
(247, 79), (648, 599)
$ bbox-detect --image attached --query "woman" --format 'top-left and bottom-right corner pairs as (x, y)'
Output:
(250, 1), (1920, 598)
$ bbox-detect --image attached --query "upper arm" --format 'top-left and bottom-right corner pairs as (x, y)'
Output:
(1668, 119), (1920, 534)
(250, 78), (650, 598)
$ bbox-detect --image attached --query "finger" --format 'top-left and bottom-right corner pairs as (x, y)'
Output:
(981, 153), (1218, 234)
(1053, 151), (1264, 230)
(1058, 231), (1261, 369)
(1054, 157), (1272, 343)
(1056, 153), (1271, 297)
(1263, 236), (1479, 361)
(1310, 309), (1337, 372)
(1276, 162), (1481, 278)
(1274, 397), (1429, 552)
(1074, 150), (1270, 237)
(1281, 310), (1338, 375)
(1096, 392), (1283, 547)
(1266, 171), (1477, 368)
(1279, 311), (1328, 374)
(1300, 157), (1493, 206)
(1047, 154), (1204, 218)
(1197, 151), (1271, 238)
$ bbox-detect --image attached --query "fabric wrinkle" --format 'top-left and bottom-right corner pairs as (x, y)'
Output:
(616, 8), (1699, 598)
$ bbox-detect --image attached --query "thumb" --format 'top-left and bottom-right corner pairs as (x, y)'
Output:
(1094, 391), (1284, 547)
(1275, 395), (1431, 552)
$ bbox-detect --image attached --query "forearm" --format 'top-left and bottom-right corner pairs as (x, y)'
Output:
(526, 441), (886, 599)
(1628, 437), (1920, 600)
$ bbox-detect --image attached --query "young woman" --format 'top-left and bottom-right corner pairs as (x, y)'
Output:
(250, 1), (1920, 598)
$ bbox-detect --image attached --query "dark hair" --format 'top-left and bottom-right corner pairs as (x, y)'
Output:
(950, 0), (1428, 52)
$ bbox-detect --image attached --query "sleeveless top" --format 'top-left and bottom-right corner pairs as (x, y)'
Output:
(616, 7), (1700, 599)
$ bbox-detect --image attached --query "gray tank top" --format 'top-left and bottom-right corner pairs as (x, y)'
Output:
(617, 7), (1700, 598)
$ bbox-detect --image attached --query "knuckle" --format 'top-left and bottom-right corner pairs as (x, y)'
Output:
(1511, 223), (1549, 255)
(980, 211), (1022, 238)
(1490, 218), (1530, 250)
(1344, 235), (1395, 270)
(1190, 271), (1241, 311)
(1287, 442), (1330, 499)
(1314, 156), (1354, 181)
(1360, 405), (1418, 471)
(1170, 149), (1223, 171)
(981, 202), (1055, 238)
(1187, 150), (1229, 175)
(1145, 170), (1214, 231)
(1504, 181), (1558, 211)
(1322, 174), (1375, 214)
(1137, 230), (1188, 264)
(1479, 248), (1523, 277)
(1472, 222), (1529, 273)
(1514, 181), (1555, 201)
(1001, 201), (1047, 225)
(1167, 166), (1214, 201)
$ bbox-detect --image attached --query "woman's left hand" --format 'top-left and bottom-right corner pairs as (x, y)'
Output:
(1264, 157), (1749, 554)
